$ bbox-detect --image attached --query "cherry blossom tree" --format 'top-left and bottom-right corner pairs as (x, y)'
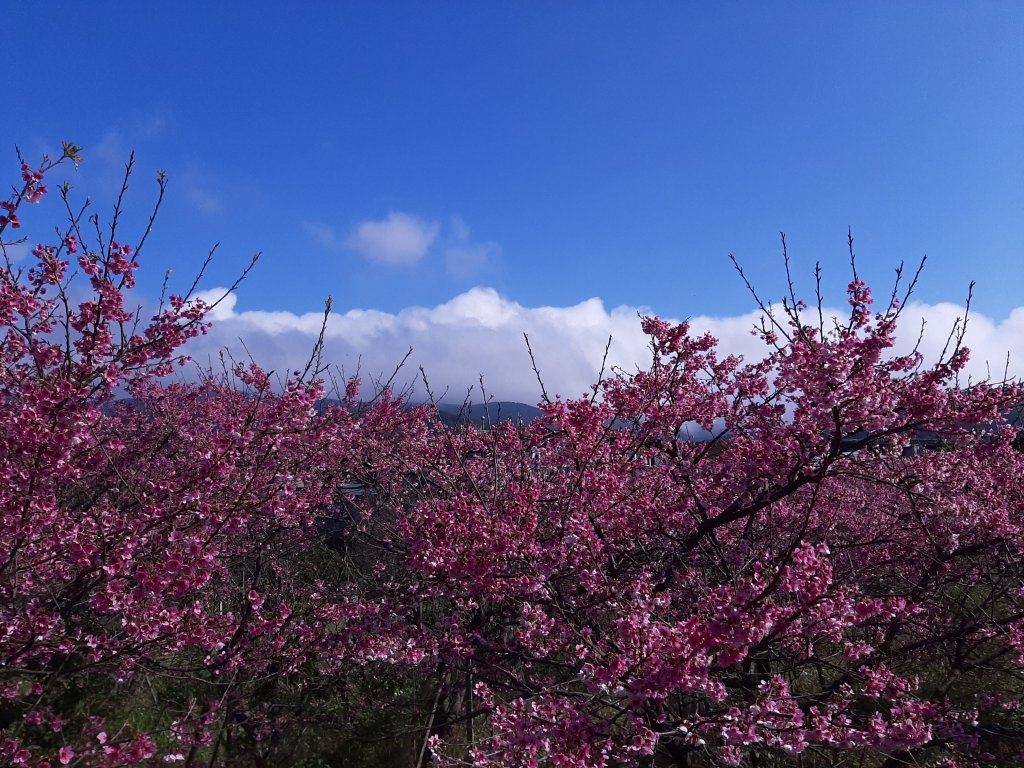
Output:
(0, 149), (434, 766)
(369, 259), (1024, 767)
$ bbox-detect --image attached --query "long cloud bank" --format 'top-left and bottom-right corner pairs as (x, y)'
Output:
(183, 287), (1024, 405)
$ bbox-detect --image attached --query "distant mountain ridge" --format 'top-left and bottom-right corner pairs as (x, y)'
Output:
(431, 401), (544, 427)
(312, 398), (544, 426)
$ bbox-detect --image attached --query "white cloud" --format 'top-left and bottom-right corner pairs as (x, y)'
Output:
(450, 216), (471, 242)
(189, 288), (238, 322)
(133, 113), (169, 139)
(1, 241), (31, 264)
(302, 221), (343, 250)
(445, 243), (497, 278)
(306, 214), (498, 278)
(894, 301), (1024, 384)
(185, 186), (224, 215)
(71, 131), (135, 195)
(176, 165), (226, 216)
(344, 212), (439, 265)
(178, 289), (1024, 405)
(92, 131), (130, 167)
(444, 217), (500, 280)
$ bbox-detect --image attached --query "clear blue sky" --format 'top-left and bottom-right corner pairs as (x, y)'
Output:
(5, 3), (1023, 378)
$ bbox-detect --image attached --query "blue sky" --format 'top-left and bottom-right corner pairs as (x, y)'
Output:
(5, 4), (1024, 399)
